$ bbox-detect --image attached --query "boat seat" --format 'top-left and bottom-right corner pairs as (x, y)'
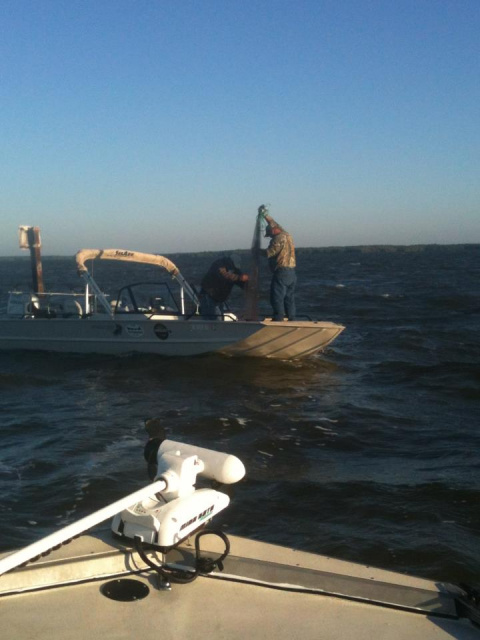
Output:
(53, 297), (83, 318)
(64, 300), (83, 318)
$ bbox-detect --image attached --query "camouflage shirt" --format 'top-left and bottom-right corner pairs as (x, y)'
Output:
(265, 217), (296, 271)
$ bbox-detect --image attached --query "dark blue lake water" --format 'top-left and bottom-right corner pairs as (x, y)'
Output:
(0, 245), (479, 585)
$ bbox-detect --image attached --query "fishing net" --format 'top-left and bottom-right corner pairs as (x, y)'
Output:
(243, 208), (266, 320)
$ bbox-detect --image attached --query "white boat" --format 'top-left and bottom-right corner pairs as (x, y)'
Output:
(0, 231), (344, 359)
(1, 436), (479, 639)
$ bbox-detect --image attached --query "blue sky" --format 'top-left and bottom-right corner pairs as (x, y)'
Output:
(1, 0), (479, 255)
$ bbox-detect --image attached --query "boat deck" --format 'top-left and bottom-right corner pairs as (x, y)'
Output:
(1, 532), (478, 639)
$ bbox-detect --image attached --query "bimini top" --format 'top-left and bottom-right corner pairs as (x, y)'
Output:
(75, 249), (180, 276)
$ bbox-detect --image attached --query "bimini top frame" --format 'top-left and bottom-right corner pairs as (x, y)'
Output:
(75, 249), (199, 317)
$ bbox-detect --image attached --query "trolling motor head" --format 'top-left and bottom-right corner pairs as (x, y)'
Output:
(112, 422), (246, 551)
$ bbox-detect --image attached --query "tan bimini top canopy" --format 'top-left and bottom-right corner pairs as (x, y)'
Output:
(75, 249), (180, 276)
(75, 249), (198, 316)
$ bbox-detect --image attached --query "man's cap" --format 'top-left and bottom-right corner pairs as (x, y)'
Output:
(265, 223), (278, 237)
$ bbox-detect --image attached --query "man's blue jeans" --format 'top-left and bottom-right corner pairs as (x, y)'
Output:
(270, 267), (296, 321)
(198, 292), (225, 319)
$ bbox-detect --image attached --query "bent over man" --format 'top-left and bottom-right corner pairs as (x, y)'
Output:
(199, 256), (249, 319)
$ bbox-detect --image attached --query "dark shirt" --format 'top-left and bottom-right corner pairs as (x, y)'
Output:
(200, 258), (245, 303)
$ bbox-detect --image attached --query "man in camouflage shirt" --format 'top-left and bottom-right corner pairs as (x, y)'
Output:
(259, 206), (297, 321)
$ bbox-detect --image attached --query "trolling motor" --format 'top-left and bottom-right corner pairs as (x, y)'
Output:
(112, 436), (245, 548)
(0, 420), (245, 591)
(111, 420), (246, 587)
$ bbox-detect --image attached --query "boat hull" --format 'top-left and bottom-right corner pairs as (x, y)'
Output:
(0, 315), (344, 359)
(219, 319), (344, 359)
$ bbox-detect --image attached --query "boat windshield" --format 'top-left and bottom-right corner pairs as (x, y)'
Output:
(112, 282), (182, 315)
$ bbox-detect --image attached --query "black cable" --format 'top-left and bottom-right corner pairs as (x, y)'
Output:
(134, 536), (197, 584)
(134, 529), (230, 588)
(195, 529), (230, 573)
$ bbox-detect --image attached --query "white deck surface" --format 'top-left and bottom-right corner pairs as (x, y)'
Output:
(1, 532), (478, 639)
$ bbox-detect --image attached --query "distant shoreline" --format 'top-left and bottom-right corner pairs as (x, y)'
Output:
(1, 243), (479, 260)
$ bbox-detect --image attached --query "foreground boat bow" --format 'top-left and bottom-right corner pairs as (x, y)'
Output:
(1, 431), (478, 639)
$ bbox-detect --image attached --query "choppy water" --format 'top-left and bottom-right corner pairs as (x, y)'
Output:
(0, 245), (479, 586)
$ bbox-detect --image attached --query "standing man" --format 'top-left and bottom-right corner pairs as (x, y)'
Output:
(199, 256), (249, 319)
(258, 205), (296, 322)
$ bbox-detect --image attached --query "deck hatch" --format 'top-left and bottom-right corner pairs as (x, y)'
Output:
(100, 578), (150, 602)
